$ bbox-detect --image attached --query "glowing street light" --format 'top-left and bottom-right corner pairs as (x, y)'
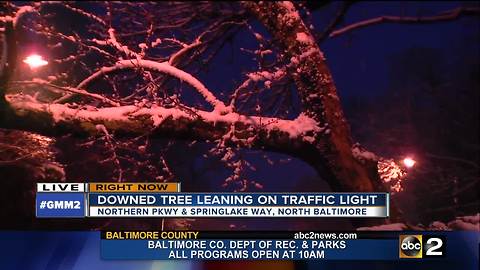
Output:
(403, 157), (416, 168)
(23, 54), (48, 69)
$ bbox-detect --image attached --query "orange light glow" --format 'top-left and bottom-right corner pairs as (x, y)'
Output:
(403, 157), (416, 168)
(23, 54), (48, 69)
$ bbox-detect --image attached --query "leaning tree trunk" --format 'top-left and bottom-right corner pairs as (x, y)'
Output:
(243, 2), (384, 193)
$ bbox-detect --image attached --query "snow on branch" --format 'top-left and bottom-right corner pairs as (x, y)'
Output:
(329, 7), (480, 38)
(104, 28), (141, 59)
(6, 94), (322, 147)
(246, 69), (287, 83)
(229, 68), (287, 108)
(76, 59), (228, 112)
(0, 5), (36, 27)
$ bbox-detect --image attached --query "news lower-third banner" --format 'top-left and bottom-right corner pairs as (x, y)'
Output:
(35, 183), (389, 218)
(0, 231), (478, 269)
(100, 231), (478, 261)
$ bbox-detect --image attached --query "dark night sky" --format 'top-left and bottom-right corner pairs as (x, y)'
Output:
(321, 1), (479, 99)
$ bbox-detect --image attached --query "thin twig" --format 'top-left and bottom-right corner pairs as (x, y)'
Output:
(329, 7), (480, 38)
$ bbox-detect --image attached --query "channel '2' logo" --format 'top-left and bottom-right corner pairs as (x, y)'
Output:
(399, 235), (446, 258)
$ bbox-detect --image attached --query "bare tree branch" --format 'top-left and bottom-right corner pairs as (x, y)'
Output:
(329, 7), (480, 38)
(12, 79), (120, 106)
(317, 1), (353, 43)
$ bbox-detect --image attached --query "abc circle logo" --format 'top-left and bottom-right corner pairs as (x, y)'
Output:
(399, 235), (422, 258)
(400, 235), (422, 258)
(399, 235), (446, 259)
